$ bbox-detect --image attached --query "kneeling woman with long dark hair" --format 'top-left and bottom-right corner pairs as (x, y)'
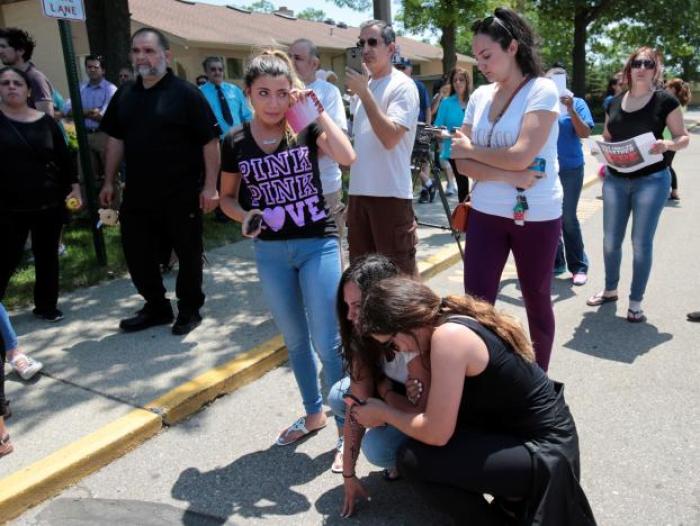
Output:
(350, 278), (596, 525)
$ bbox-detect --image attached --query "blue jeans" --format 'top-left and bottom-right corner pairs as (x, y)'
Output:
(328, 377), (409, 469)
(254, 237), (344, 424)
(555, 165), (589, 274)
(602, 169), (670, 302)
(0, 303), (18, 353)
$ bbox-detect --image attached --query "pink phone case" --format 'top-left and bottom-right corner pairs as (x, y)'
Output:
(285, 93), (322, 133)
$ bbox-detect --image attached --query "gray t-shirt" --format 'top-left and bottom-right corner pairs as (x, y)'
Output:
(25, 62), (53, 108)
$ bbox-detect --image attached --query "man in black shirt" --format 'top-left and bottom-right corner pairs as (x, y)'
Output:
(99, 27), (220, 335)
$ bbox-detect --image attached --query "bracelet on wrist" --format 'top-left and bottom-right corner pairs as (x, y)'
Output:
(342, 472), (356, 479)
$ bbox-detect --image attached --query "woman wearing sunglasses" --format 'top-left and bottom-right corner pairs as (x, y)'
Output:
(586, 48), (689, 323)
(349, 277), (596, 525)
(450, 8), (561, 371)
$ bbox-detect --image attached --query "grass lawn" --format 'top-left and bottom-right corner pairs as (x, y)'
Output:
(4, 212), (242, 310)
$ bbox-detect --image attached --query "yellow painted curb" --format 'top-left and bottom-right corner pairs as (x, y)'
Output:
(0, 409), (161, 523)
(418, 243), (462, 280)
(0, 244), (462, 521)
(582, 174), (601, 190)
(144, 335), (288, 425)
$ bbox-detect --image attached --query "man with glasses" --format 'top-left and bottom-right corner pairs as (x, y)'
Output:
(199, 56), (251, 222)
(289, 38), (349, 258)
(65, 55), (117, 194)
(345, 20), (420, 275)
(199, 56), (251, 138)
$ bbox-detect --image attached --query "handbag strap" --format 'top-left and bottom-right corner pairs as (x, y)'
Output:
(486, 75), (532, 148)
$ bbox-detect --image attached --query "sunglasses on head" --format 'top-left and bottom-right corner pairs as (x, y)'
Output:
(357, 37), (380, 48)
(472, 15), (514, 39)
(631, 59), (655, 70)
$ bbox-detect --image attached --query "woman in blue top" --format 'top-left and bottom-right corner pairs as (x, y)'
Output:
(434, 67), (470, 199)
(546, 67), (595, 285)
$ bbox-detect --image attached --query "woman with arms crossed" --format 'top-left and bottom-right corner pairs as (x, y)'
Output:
(451, 8), (562, 371)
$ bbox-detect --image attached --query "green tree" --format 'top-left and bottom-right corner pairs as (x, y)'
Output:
(242, 0), (276, 12)
(298, 8), (328, 21)
(534, 0), (620, 96)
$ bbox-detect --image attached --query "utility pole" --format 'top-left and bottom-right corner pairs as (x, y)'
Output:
(373, 0), (391, 24)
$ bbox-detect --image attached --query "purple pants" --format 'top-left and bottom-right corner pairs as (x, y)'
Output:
(464, 209), (562, 371)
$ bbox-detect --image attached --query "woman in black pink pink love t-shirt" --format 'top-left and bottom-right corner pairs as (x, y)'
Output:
(220, 50), (356, 455)
(586, 47), (689, 323)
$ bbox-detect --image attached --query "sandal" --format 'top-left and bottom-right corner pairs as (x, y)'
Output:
(331, 436), (344, 473)
(0, 433), (13, 459)
(627, 309), (646, 323)
(275, 416), (326, 446)
(586, 292), (618, 307)
(10, 354), (43, 381)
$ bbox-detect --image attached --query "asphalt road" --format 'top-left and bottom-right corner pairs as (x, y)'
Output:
(14, 130), (700, 525)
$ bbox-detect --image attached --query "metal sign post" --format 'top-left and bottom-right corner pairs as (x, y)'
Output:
(43, 0), (107, 266)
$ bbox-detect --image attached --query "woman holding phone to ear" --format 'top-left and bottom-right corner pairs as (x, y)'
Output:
(450, 8), (562, 372)
(219, 50), (356, 454)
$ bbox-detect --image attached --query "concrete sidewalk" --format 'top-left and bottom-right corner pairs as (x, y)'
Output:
(0, 154), (603, 521)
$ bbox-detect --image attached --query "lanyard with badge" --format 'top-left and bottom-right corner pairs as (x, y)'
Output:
(485, 76), (532, 226)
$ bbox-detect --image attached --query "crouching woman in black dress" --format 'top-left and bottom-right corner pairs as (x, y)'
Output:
(349, 277), (596, 525)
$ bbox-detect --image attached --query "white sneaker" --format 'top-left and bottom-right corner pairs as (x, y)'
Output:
(10, 354), (43, 380)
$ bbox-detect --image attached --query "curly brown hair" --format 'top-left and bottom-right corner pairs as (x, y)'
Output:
(666, 78), (691, 106)
(359, 277), (535, 363)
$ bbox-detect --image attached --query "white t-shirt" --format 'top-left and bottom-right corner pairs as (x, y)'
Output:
(382, 350), (420, 384)
(349, 68), (419, 199)
(463, 77), (563, 221)
(308, 78), (348, 195)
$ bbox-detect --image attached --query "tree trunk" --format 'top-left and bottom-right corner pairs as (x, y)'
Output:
(440, 21), (456, 76)
(571, 10), (587, 97)
(85, 0), (131, 85)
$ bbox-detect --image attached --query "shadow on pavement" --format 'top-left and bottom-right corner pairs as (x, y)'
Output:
(34, 497), (231, 526)
(171, 444), (334, 523)
(314, 471), (450, 526)
(563, 305), (673, 363)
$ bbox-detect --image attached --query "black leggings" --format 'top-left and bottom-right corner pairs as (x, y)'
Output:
(398, 429), (533, 524)
(449, 159), (471, 203)
(668, 151), (677, 191)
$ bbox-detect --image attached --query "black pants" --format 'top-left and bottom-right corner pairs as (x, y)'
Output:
(449, 159), (471, 203)
(398, 429), (533, 524)
(120, 201), (204, 314)
(0, 207), (64, 312)
(668, 151), (678, 191)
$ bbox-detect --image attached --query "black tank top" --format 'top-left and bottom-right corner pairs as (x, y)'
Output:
(444, 316), (561, 438)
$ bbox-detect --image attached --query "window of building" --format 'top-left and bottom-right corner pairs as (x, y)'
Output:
(226, 58), (243, 79)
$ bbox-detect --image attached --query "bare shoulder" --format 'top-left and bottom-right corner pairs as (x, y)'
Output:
(431, 321), (489, 374)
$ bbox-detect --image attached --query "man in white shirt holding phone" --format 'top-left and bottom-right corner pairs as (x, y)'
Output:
(345, 20), (420, 275)
(289, 38), (349, 256)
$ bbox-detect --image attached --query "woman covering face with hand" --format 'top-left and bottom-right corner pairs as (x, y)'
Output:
(348, 277), (596, 525)
(325, 255), (429, 518)
(219, 50), (356, 457)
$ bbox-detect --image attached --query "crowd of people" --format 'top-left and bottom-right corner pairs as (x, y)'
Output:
(0, 6), (694, 524)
